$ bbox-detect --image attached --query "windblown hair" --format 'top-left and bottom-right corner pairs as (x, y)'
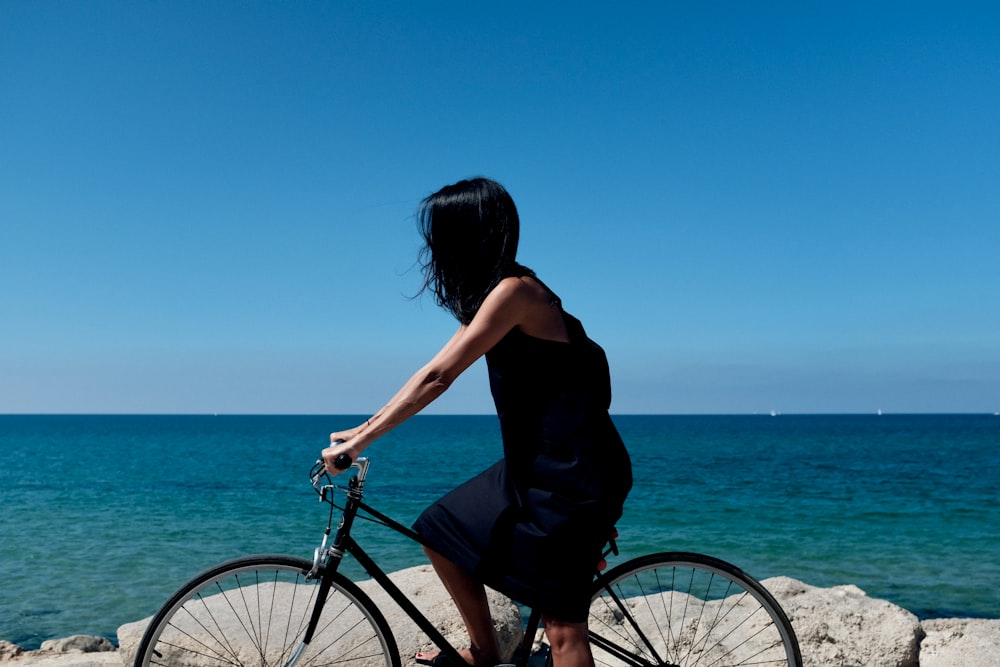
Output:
(418, 178), (532, 324)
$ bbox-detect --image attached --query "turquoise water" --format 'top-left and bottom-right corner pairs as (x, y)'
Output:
(1, 414), (998, 649)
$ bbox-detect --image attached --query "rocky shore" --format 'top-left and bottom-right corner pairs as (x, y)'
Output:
(3, 566), (997, 666)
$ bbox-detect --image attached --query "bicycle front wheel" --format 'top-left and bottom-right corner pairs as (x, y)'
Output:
(588, 552), (802, 667)
(133, 554), (400, 667)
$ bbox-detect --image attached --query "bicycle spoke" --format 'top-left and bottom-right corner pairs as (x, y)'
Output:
(588, 554), (801, 667)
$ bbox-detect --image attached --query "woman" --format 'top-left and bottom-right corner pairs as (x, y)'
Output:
(323, 178), (632, 667)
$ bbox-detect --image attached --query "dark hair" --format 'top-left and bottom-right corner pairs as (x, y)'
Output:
(417, 177), (532, 324)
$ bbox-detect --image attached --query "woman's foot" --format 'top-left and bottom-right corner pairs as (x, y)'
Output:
(414, 647), (499, 667)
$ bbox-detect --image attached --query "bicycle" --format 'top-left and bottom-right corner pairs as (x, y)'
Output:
(133, 457), (802, 667)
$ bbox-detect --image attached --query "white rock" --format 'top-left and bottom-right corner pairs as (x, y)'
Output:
(0, 655), (122, 666)
(37, 637), (114, 655)
(919, 618), (1000, 667)
(0, 635), (121, 667)
(763, 576), (922, 667)
(1, 641), (26, 661)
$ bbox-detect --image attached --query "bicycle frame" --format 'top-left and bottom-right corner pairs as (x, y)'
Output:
(307, 458), (544, 667)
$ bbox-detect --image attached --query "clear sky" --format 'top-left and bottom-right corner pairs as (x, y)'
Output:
(2, 2), (998, 415)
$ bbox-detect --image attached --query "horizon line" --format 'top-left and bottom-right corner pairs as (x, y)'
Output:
(2, 412), (997, 417)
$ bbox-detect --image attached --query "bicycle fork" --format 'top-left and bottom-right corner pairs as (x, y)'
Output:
(283, 482), (363, 666)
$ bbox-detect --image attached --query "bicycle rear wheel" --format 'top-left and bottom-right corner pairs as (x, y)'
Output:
(587, 552), (801, 667)
(133, 554), (400, 667)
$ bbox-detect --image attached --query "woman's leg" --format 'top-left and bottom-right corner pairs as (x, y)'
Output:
(422, 546), (501, 666)
(543, 617), (593, 667)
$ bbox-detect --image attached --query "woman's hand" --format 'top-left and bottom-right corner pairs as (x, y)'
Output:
(321, 439), (355, 475)
(322, 424), (365, 475)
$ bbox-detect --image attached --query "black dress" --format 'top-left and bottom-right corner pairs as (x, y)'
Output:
(413, 289), (632, 622)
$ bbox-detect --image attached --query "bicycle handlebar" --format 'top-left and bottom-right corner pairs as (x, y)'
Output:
(328, 440), (353, 470)
(310, 456), (371, 501)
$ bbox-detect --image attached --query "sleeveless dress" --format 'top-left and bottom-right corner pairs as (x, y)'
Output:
(412, 288), (632, 622)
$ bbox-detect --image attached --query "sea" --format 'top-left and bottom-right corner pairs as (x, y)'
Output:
(1, 414), (998, 650)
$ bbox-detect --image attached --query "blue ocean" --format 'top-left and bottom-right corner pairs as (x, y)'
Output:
(1, 414), (998, 649)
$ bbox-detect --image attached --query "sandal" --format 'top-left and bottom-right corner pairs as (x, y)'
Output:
(415, 651), (506, 667)
(415, 651), (466, 667)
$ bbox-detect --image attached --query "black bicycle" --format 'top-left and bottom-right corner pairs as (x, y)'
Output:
(133, 457), (802, 666)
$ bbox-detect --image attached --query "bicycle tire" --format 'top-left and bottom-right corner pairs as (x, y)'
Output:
(587, 552), (802, 667)
(133, 554), (401, 667)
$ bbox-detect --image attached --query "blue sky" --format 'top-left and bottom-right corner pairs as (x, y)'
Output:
(2, 2), (998, 415)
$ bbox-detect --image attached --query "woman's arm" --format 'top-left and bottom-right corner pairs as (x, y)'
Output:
(322, 277), (534, 472)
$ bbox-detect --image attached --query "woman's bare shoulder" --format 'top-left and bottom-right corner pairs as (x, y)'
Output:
(494, 276), (567, 341)
(493, 275), (553, 304)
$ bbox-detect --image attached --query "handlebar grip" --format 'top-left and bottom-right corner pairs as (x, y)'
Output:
(333, 453), (353, 470)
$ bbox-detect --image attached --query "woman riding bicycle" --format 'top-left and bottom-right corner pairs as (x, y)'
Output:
(323, 177), (632, 667)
